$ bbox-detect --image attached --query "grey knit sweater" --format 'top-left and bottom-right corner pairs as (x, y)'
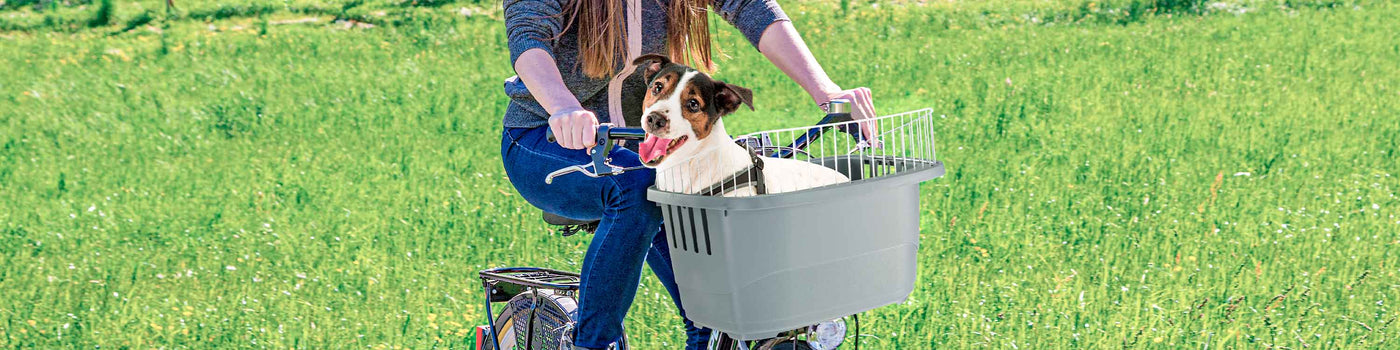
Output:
(501, 0), (789, 129)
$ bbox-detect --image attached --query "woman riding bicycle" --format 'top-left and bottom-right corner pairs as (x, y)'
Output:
(498, 0), (876, 348)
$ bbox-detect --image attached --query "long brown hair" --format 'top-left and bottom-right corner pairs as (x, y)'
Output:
(564, 0), (715, 79)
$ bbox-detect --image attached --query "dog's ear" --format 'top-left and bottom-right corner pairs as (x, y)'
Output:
(632, 54), (671, 82)
(714, 81), (754, 116)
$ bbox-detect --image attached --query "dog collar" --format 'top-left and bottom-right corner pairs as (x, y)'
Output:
(697, 143), (767, 197)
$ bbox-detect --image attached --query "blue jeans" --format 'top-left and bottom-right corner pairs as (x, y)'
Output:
(500, 126), (711, 350)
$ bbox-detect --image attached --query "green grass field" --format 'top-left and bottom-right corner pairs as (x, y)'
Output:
(2, 0), (1398, 348)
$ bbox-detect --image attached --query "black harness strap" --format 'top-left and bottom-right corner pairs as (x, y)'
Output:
(697, 143), (767, 197)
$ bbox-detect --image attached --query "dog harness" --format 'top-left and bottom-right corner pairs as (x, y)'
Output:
(697, 143), (767, 196)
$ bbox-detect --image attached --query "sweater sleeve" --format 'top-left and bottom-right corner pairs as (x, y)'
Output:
(504, 0), (566, 67)
(712, 0), (790, 50)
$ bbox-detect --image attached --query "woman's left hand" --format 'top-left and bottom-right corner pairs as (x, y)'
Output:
(824, 87), (880, 144)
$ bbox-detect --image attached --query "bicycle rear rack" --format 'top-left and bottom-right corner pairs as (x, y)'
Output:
(478, 267), (583, 350)
(480, 267), (581, 293)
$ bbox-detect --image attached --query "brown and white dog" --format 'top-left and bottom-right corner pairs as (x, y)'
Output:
(632, 54), (849, 196)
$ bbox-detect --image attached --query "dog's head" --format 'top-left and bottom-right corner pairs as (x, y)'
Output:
(633, 54), (754, 168)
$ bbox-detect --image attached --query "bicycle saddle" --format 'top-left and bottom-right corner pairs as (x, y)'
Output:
(542, 212), (599, 236)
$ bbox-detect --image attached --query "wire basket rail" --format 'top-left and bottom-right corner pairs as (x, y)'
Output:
(647, 108), (945, 340)
(655, 109), (938, 195)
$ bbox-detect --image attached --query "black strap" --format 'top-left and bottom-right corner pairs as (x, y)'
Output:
(697, 143), (766, 196)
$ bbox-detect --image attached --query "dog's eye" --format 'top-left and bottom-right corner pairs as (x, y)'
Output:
(652, 82), (663, 94)
(687, 99), (700, 112)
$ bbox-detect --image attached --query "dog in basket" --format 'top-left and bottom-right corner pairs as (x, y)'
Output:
(632, 54), (850, 197)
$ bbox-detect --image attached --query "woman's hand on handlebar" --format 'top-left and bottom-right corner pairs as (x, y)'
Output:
(549, 108), (598, 150)
(825, 87), (881, 144)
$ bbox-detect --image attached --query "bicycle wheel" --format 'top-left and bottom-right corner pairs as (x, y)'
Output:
(482, 302), (519, 350)
(768, 341), (815, 350)
(485, 289), (628, 350)
(707, 332), (744, 350)
(706, 330), (827, 350)
(707, 333), (810, 350)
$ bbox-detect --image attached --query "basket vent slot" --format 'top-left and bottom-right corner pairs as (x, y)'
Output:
(674, 205), (687, 252)
(700, 209), (712, 255)
(687, 207), (700, 254)
(660, 204), (672, 249)
(661, 205), (713, 255)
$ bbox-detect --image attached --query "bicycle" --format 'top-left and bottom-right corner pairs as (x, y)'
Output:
(479, 101), (944, 350)
(476, 125), (645, 350)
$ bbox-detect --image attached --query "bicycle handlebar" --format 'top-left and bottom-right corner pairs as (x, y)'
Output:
(545, 125), (646, 144)
(541, 101), (860, 184)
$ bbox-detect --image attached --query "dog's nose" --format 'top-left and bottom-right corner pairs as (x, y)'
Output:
(646, 112), (668, 130)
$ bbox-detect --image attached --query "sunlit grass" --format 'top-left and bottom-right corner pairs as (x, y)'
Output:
(2, 0), (1397, 348)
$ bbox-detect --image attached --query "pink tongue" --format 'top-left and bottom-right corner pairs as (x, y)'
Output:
(638, 135), (673, 163)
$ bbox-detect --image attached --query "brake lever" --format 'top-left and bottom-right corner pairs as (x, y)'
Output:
(545, 164), (592, 184)
(544, 124), (647, 184)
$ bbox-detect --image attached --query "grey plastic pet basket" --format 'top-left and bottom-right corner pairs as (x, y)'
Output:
(647, 109), (945, 341)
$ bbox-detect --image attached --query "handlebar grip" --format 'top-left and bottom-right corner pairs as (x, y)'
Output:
(546, 128), (556, 143)
(608, 127), (647, 140)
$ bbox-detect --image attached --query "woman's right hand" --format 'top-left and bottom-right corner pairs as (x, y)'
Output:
(548, 108), (599, 150)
